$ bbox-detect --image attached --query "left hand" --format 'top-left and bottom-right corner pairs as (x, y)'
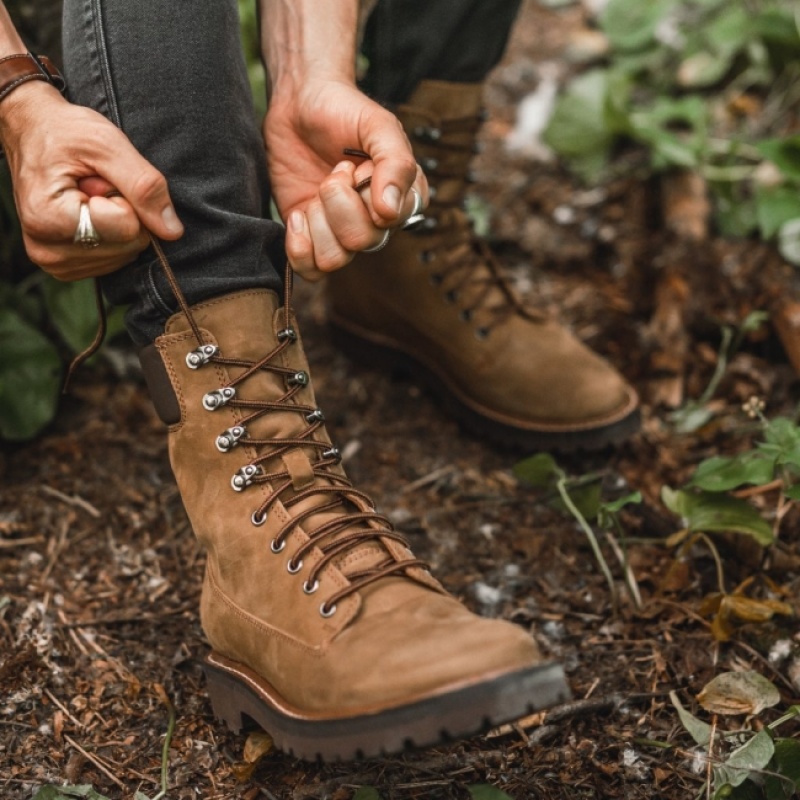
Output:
(264, 79), (427, 281)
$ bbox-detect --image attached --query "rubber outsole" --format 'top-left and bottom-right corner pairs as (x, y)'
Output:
(327, 318), (640, 453)
(204, 651), (571, 762)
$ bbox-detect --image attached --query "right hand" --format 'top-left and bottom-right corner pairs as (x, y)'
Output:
(0, 82), (183, 281)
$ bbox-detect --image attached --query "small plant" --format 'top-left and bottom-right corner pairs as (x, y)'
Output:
(544, 0), (800, 260)
(662, 403), (799, 638)
(513, 453), (642, 612)
(670, 671), (800, 799)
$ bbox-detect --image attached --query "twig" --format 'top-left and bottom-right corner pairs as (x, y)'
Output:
(706, 714), (718, 800)
(64, 735), (126, 790)
(606, 531), (643, 610)
(0, 537), (44, 549)
(400, 465), (456, 494)
(44, 688), (84, 730)
(41, 485), (101, 518)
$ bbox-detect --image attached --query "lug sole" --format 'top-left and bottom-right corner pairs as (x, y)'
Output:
(204, 651), (571, 762)
(328, 318), (640, 452)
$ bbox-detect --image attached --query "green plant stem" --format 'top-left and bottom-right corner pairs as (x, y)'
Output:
(694, 533), (727, 595)
(151, 698), (176, 800)
(555, 473), (618, 614)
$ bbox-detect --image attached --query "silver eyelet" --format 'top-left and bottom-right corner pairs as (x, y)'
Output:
(320, 603), (337, 618)
(287, 559), (303, 574)
(444, 290), (457, 304)
(277, 327), (297, 342)
(288, 371), (309, 387)
(203, 386), (236, 411)
(303, 579), (320, 595)
(231, 463), (260, 492)
(322, 447), (341, 464)
(216, 425), (246, 452)
(474, 327), (490, 341)
(306, 408), (325, 423)
(420, 157), (439, 172)
(270, 538), (286, 554)
(185, 344), (218, 369)
(459, 309), (473, 322)
(251, 509), (267, 527)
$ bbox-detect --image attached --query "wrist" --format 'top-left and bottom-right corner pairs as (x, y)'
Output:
(0, 79), (64, 154)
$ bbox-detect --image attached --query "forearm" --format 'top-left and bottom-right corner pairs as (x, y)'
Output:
(259, 0), (358, 95)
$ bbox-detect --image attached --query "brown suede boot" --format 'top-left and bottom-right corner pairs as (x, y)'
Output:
(327, 80), (640, 451)
(140, 282), (569, 761)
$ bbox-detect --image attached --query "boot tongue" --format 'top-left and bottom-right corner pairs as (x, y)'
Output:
(167, 289), (391, 577)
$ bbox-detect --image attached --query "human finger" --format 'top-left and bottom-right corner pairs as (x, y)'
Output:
(86, 195), (149, 245)
(285, 209), (320, 281)
(305, 196), (354, 273)
(320, 162), (390, 253)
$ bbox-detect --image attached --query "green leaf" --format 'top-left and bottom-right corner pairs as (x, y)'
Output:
(600, 0), (676, 52)
(597, 491), (642, 528)
(689, 454), (776, 492)
(0, 308), (62, 441)
(764, 738), (800, 800)
(669, 690), (712, 746)
(720, 779), (764, 800)
(756, 186), (800, 240)
(544, 69), (615, 179)
(468, 785), (515, 800)
(513, 453), (561, 487)
(628, 96), (707, 170)
(352, 789), (383, 800)
(41, 277), (100, 355)
(32, 787), (112, 800)
(714, 730), (775, 790)
(661, 487), (774, 546)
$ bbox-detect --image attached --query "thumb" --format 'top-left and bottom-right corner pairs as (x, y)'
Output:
(91, 135), (184, 240)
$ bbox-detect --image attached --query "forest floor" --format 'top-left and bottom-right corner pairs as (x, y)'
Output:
(2, 2), (799, 799)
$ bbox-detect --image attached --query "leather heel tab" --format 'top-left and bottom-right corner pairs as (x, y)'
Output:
(140, 344), (181, 425)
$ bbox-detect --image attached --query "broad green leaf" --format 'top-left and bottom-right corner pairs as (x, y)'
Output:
(600, 0), (676, 52)
(555, 479), (603, 521)
(778, 218), (800, 266)
(689, 454), (776, 492)
(764, 738), (800, 800)
(670, 403), (715, 434)
(544, 69), (614, 178)
(661, 487), (774, 546)
(714, 730), (775, 789)
(739, 311), (769, 334)
(755, 9), (800, 49)
(0, 308), (62, 441)
(719, 779), (765, 800)
(669, 690), (711, 746)
(628, 96), (707, 170)
(756, 186), (800, 240)
(42, 277), (100, 355)
(468, 785), (515, 800)
(32, 787), (112, 800)
(513, 453), (561, 487)
(698, 671), (781, 716)
(352, 789), (382, 800)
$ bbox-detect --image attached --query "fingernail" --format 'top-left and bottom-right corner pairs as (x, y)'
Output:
(162, 206), (183, 236)
(382, 185), (402, 215)
(332, 161), (351, 174)
(289, 210), (305, 234)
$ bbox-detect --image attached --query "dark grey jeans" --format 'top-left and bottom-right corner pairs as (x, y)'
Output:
(61, 0), (521, 344)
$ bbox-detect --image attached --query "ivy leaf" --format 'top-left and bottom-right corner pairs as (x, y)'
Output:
(41, 277), (100, 355)
(661, 487), (774, 546)
(688, 454), (776, 492)
(0, 307), (62, 441)
(755, 185), (800, 239)
(468, 785), (515, 800)
(599, 0), (676, 52)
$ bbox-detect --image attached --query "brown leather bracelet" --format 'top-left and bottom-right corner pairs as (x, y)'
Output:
(0, 53), (66, 157)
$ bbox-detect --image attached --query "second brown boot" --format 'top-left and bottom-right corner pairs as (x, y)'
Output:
(327, 80), (639, 451)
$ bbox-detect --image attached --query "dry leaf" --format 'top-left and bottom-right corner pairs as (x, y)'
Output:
(697, 671), (781, 716)
(243, 730), (274, 763)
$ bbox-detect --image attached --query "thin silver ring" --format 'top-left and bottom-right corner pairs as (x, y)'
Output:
(73, 203), (101, 249)
(401, 187), (426, 231)
(363, 228), (390, 253)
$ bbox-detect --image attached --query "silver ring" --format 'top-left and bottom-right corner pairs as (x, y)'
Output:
(401, 187), (426, 231)
(363, 228), (390, 253)
(73, 203), (101, 249)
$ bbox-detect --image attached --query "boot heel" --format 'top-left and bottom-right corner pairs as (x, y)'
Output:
(204, 663), (246, 733)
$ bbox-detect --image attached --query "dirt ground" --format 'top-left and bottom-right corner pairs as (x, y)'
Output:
(2, 3), (799, 799)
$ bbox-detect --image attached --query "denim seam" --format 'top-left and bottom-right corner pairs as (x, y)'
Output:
(90, 0), (121, 126)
